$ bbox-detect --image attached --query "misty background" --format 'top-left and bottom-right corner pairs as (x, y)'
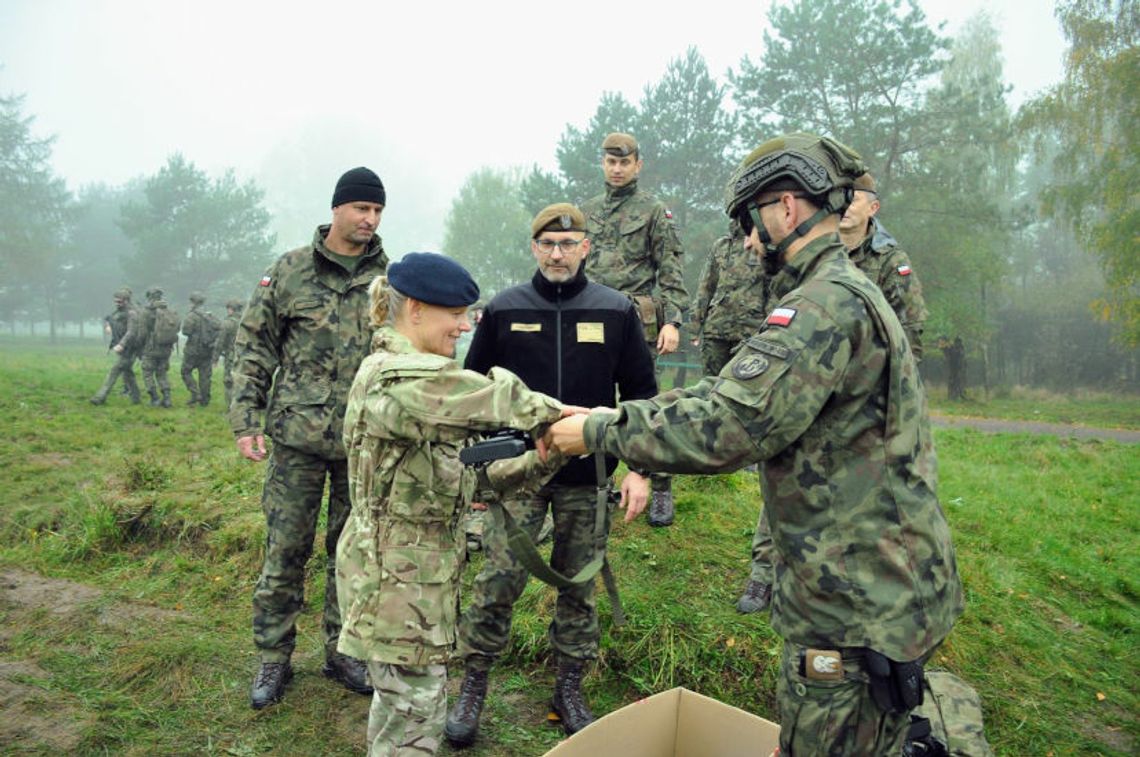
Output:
(1, 0), (1136, 395)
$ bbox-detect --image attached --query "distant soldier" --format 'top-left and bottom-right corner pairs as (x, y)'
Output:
(90, 288), (142, 405)
(582, 132), (688, 527)
(139, 287), (178, 408)
(213, 299), (243, 408)
(736, 172), (931, 614)
(840, 172), (928, 359)
(231, 167), (388, 710)
(180, 292), (217, 406)
(690, 220), (771, 376)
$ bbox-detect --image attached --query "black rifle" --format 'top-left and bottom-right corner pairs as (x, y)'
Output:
(459, 429), (534, 467)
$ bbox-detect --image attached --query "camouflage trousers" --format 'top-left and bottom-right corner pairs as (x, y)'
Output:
(92, 351), (140, 402)
(365, 662), (447, 757)
(647, 342), (672, 495)
(699, 336), (739, 377)
(458, 483), (611, 665)
(140, 350), (172, 395)
(749, 505), (776, 585)
(777, 640), (915, 756)
(180, 350), (213, 404)
(253, 444), (350, 663)
(222, 355), (235, 409)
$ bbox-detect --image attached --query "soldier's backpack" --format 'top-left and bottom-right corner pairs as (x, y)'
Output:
(153, 307), (182, 347)
(198, 311), (221, 347)
(903, 671), (993, 756)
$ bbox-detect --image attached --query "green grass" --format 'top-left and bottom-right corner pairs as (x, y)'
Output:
(928, 386), (1140, 430)
(0, 337), (1137, 755)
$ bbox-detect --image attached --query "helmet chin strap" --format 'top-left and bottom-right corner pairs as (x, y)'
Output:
(754, 202), (837, 276)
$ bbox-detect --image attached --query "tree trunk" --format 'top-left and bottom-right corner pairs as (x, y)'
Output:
(943, 337), (967, 400)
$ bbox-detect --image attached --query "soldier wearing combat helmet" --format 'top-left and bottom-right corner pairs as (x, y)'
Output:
(180, 291), (215, 406)
(544, 132), (964, 756)
(580, 132), (688, 527)
(90, 287), (143, 405)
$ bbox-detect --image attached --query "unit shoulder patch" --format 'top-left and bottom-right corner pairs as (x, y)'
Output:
(732, 354), (770, 380)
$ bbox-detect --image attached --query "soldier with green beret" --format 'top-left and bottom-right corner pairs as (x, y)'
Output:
(233, 167), (388, 709)
(581, 132), (688, 527)
(179, 291), (215, 406)
(90, 288), (142, 405)
(336, 254), (566, 756)
(543, 132), (964, 756)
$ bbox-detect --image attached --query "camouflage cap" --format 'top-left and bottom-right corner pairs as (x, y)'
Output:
(145, 287), (163, 300)
(531, 203), (586, 238)
(602, 132), (638, 158)
(725, 132), (865, 219)
(854, 172), (877, 193)
(189, 291), (206, 304)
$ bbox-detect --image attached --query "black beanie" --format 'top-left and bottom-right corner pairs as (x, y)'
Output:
(331, 167), (386, 208)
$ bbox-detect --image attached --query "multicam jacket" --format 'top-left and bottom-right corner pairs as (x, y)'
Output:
(112, 305), (143, 356)
(228, 226), (388, 459)
(213, 312), (239, 365)
(581, 180), (688, 341)
(335, 327), (564, 665)
(691, 231), (771, 342)
(584, 235), (963, 661)
(180, 305), (213, 360)
(847, 219), (928, 360)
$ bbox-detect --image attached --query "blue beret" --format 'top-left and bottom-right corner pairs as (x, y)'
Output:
(388, 252), (480, 307)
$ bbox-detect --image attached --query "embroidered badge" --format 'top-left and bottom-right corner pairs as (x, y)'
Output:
(805, 649), (844, 681)
(766, 307), (797, 327)
(259, 275), (272, 287)
(897, 265), (912, 276)
(577, 322), (604, 343)
(510, 322), (542, 332)
(732, 354), (769, 380)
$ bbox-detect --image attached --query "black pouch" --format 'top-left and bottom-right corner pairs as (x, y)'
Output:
(865, 649), (925, 714)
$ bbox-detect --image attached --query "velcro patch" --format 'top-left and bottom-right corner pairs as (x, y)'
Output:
(766, 307), (797, 327)
(259, 275), (272, 287)
(577, 322), (604, 343)
(664, 208), (674, 219)
(806, 649), (844, 681)
(745, 337), (792, 361)
(897, 265), (912, 276)
(510, 322), (542, 332)
(732, 354), (769, 380)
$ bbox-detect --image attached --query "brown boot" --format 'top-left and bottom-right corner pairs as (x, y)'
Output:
(551, 657), (595, 735)
(445, 666), (489, 747)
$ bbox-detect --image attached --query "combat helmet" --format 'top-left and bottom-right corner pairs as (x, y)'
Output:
(113, 287), (132, 303)
(145, 287), (164, 301)
(189, 291), (206, 305)
(226, 299), (244, 312)
(725, 132), (865, 272)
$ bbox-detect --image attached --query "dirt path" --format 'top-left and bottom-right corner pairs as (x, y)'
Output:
(930, 413), (1140, 444)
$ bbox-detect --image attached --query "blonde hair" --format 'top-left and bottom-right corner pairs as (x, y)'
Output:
(367, 275), (409, 327)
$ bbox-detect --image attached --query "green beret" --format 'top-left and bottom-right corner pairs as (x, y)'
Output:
(531, 203), (586, 238)
(602, 132), (638, 157)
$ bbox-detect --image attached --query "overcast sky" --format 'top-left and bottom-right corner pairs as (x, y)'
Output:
(1, 0), (1065, 252)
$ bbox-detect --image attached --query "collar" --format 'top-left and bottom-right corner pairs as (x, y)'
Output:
(769, 234), (847, 301)
(604, 179), (638, 202)
(370, 325), (418, 354)
(531, 266), (589, 302)
(313, 224), (385, 266)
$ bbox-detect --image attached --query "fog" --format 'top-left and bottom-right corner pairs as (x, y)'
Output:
(1, 0), (1063, 254)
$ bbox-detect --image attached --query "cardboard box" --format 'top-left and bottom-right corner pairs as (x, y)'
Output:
(543, 687), (780, 757)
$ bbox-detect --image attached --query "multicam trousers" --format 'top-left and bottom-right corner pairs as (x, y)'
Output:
(458, 483), (612, 665)
(365, 662), (447, 757)
(140, 349), (172, 396)
(92, 351), (140, 402)
(180, 349), (213, 404)
(252, 444), (351, 663)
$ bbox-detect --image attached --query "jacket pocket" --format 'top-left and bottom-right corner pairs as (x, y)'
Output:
(380, 545), (462, 647)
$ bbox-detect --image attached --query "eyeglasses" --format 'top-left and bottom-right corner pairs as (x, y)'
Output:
(534, 238), (585, 254)
(736, 193), (806, 235)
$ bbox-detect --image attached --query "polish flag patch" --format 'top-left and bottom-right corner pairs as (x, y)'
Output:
(897, 265), (912, 276)
(664, 208), (674, 219)
(259, 275), (272, 287)
(767, 307), (797, 327)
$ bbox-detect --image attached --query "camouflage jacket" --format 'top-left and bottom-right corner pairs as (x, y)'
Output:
(112, 305), (143, 356)
(213, 313), (240, 363)
(847, 219), (928, 360)
(139, 300), (175, 358)
(336, 327), (564, 665)
(180, 306), (213, 359)
(692, 231), (770, 342)
(584, 235), (963, 661)
(581, 180), (688, 340)
(228, 226), (388, 459)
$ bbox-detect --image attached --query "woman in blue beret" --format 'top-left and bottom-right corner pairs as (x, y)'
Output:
(335, 253), (569, 755)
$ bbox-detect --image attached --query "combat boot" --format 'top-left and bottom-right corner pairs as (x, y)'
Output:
(186, 393), (199, 406)
(250, 660), (293, 709)
(647, 490), (675, 527)
(129, 390), (141, 405)
(148, 389), (160, 407)
(551, 656), (595, 735)
(160, 390), (172, 408)
(445, 665), (489, 747)
(736, 579), (772, 614)
(321, 652), (372, 695)
(89, 394), (107, 406)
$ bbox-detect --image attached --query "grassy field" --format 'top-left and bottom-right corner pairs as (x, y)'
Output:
(0, 338), (1136, 755)
(927, 387), (1140, 430)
